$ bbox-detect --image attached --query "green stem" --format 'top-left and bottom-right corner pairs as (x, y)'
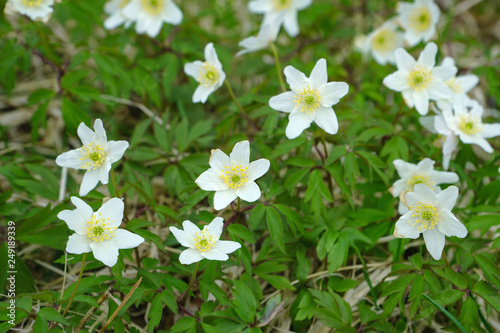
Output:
(442, 250), (450, 268)
(269, 42), (286, 92)
(178, 262), (200, 303)
(62, 253), (86, 316)
(110, 169), (119, 196)
(319, 130), (329, 159)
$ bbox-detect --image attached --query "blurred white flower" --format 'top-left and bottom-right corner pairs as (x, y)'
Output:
(122, 0), (182, 38)
(436, 57), (479, 110)
(236, 20), (280, 56)
(55, 119), (129, 196)
(392, 158), (459, 214)
(248, 0), (312, 37)
(196, 140), (270, 210)
(104, 0), (134, 30)
(4, 0), (54, 22)
(58, 197), (144, 267)
(394, 184), (466, 260)
(383, 42), (455, 115)
(269, 58), (349, 139)
(362, 20), (404, 65)
(184, 43), (226, 104)
(419, 110), (457, 170)
(397, 0), (440, 46)
(169, 217), (241, 265)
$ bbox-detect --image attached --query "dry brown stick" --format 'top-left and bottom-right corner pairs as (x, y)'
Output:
(73, 288), (111, 333)
(97, 277), (142, 333)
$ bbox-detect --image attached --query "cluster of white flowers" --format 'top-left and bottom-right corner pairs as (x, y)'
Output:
(4, 0), (57, 22)
(103, 0), (182, 38)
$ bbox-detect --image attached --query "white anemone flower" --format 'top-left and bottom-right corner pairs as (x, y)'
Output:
(4, 0), (54, 22)
(58, 197), (144, 267)
(236, 20), (280, 57)
(122, 0), (182, 38)
(169, 217), (241, 265)
(383, 42), (456, 115)
(269, 58), (349, 139)
(184, 43), (226, 104)
(248, 0), (312, 37)
(362, 20), (404, 65)
(436, 57), (479, 110)
(55, 119), (129, 196)
(419, 110), (457, 170)
(104, 0), (134, 30)
(397, 0), (440, 47)
(195, 140), (270, 211)
(392, 158), (459, 214)
(394, 184), (467, 260)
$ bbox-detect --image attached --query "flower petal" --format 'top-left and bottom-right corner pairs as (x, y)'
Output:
(284, 65), (308, 92)
(481, 124), (500, 139)
(205, 43), (221, 68)
(247, 159), (270, 182)
(392, 179), (407, 197)
(319, 81), (349, 106)
(179, 248), (204, 265)
(80, 169), (101, 196)
(393, 159), (416, 178)
(90, 241), (119, 267)
(432, 65), (457, 81)
(184, 60), (204, 79)
(314, 106), (339, 135)
(417, 42), (437, 68)
(192, 85), (214, 104)
(457, 75), (479, 93)
(436, 186), (458, 211)
(66, 234), (91, 254)
(212, 240), (241, 254)
(204, 217), (224, 241)
(213, 189), (238, 210)
(107, 140), (129, 164)
(394, 48), (415, 71)
(394, 211), (421, 239)
(428, 81), (453, 100)
(169, 226), (192, 248)
(236, 181), (261, 202)
(195, 168), (227, 191)
(92, 119), (108, 146)
(162, 0), (183, 25)
(431, 171), (459, 184)
(413, 89), (430, 115)
(285, 110), (314, 139)
(209, 149), (230, 171)
(383, 71), (408, 92)
(77, 122), (95, 146)
(55, 149), (84, 169)
(309, 58), (327, 87)
(201, 249), (229, 261)
(422, 228), (445, 260)
(112, 229), (144, 249)
(182, 220), (201, 240)
(269, 91), (295, 113)
(98, 160), (111, 185)
(230, 141), (250, 167)
(282, 9), (299, 37)
(412, 183), (438, 205)
(438, 211), (467, 238)
(95, 197), (124, 228)
(416, 158), (435, 174)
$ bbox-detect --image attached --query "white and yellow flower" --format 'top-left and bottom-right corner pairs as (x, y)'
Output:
(169, 217), (241, 265)
(104, 0), (134, 30)
(397, 0), (440, 46)
(362, 20), (404, 65)
(236, 20), (280, 57)
(195, 140), (270, 210)
(4, 0), (54, 22)
(55, 119), (129, 196)
(383, 42), (456, 115)
(394, 184), (467, 260)
(122, 0), (182, 38)
(269, 58), (349, 139)
(58, 197), (144, 267)
(184, 43), (226, 104)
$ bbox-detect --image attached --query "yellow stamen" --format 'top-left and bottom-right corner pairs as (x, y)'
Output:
(86, 213), (117, 242)
(293, 86), (322, 115)
(221, 163), (248, 189)
(409, 6), (432, 32)
(408, 65), (433, 91)
(194, 230), (215, 252)
(79, 142), (106, 170)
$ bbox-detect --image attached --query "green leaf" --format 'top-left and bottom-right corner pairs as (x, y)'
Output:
(474, 253), (500, 289)
(147, 293), (162, 332)
(472, 281), (500, 312)
(27, 89), (55, 105)
(305, 169), (333, 202)
(408, 253), (422, 271)
(265, 206), (285, 253)
(227, 224), (256, 243)
(457, 297), (484, 333)
(431, 266), (467, 290)
(343, 152), (360, 189)
(37, 308), (69, 325)
(422, 293), (468, 333)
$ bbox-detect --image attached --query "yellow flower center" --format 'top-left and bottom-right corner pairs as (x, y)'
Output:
(409, 7), (432, 32)
(458, 114), (483, 135)
(80, 142), (106, 170)
(273, 0), (291, 10)
(86, 213), (117, 242)
(141, 0), (163, 15)
(21, 0), (42, 7)
(194, 229), (215, 252)
(445, 77), (463, 94)
(371, 28), (397, 54)
(294, 86), (322, 115)
(406, 175), (435, 192)
(118, 0), (131, 8)
(408, 201), (439, 231)
(221, 163), (248, 189)
(408, 65), (433, 91)
(197, 62), (220, 87)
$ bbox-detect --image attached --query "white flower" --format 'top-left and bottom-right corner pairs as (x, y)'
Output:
(122, 0), (182, 38)
(4, 0), (54, 22)
(248, 0), (312, 37)
(169, 217), (241, 265)
(55, 119), (129, 196)
(195, 140), (270, 210)
(236, 20), (280, 57)
(394, 184), (467, 260)
(104, 0), (134, 30)
(392, 158), (459, 214)
(436, 57), (479, 110)
(397, 0), (440, 47)
(383, 42), (456, 115)
(184, 43), (226, 104)
(362, 20), (404, 65)
(58, 197), (144, 267)
(269, 58), (349, 139)
(419, 110), (457, 170)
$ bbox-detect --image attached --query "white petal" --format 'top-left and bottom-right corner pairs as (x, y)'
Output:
(58, 210), (86, 234)
(442, 134), (458, 156)
(442, 153), (452, 171)
(236, 181), (261, 203)
(413, 90), (430, 115)
(394, 48), (416, 71)
(230, 141), (250, 167)
(195, 168), (227, 191)
(212, 240), (241, 254)
(98, 160), (111, 185)
(80, 169), (101, 196)
(55, 149), (84, 169)
(309, 58), (327, 87)
(398, 200), (410, 215)
(437, 211), (467, 238)
(201, 249), (229, 261)
(459, 134), (493, 153)
(248, 0), (272, 13)
(169, 226), (192, 248)
(383, 71), (409, 92)
(77, 122), (95, 146)
(204, 217), (224, 240)
(319, 81), (349, 106)
(393, 159), (416, 178)
(419, 116), (437, 133)
(162, 0), (183, 25)
(428, 81), (453, 100)
(179, 248), (204, 265)
(285, 110), (314, 139)
(422, 228), (445, 260)
(402, 90), (414, 108)
(205, 43), (221, 68)
(430, 171), (459, 184)
(192, 85), (214, 104)
(66, 234), (91, 254)
(394, 211), (421, 239)
(269, 91), (295, 113)
(92, 119), (107, 146)
(432, 65), (457, 81)
(282, 9), (299, 37)
(111, 229), (144, 249)
(417, 42), (437, 68)
(90, 241), (119, 267)
(416, 158), (435, 174)
(213, 189), (238, 210)
(237, 36), (267, 56)
(413, 183), (438, 205)
(107, 140), (129, 164)
(95, 197), (124, 228)
(284, 65), (308, 92)
(392, 179), (407, 197)
(457, 75), (479, 93)
(436, 186), (458, 211)
(104, 13), (126, 30)
(184, 61), (204, 79)
(247, 159), (270, 182)
(146, 18), (163, 38)
(209, 149), (230, 171)
(481, 124), (500, 139)
(314, 106), (338, 135)
(182, 220), (201, 240)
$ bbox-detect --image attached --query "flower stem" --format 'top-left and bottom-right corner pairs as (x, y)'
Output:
(62, 253), (86, 316)
(442, 250), (450, 267)
(319, 130), (329, 160)
(224, 80), (260, 131)
(269, 42), (286, 92)
(110, 169), (119, 196)
(177, 261), (200, 303)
